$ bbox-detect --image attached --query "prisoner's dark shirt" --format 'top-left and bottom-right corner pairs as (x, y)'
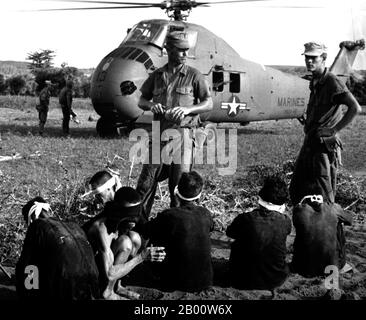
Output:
(140, 63), (211, 129)
(226, 206), (291, 290)
(16, 218), (100, 300)
(141, 203), (213, 292)
(292, 202), (348, 277)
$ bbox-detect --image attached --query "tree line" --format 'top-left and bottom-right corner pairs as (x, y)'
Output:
(0, 49), (92, 98)
(0, 49), (365, 105)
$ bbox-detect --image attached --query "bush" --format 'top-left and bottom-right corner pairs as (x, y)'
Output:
(0, 74), (7, 94)
(6, 75), (26, 95)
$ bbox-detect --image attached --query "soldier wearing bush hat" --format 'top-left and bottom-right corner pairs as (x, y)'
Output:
(165, 31), (190, 49)
(302, 42), (328, 56)
(289, 41), (361, 205)
(136, 31), (213, 220)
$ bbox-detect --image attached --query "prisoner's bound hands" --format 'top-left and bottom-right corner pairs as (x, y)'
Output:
(142, 246), (166, 262)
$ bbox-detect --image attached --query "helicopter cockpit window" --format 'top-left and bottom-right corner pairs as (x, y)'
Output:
(122, 22), (168, 49)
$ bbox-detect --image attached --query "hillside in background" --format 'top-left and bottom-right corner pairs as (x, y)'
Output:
(0, 60), (364, 103)
(0, 60), (94, 78)
(0, 61), (31, 77)
(269, 65), (366, 78)
(1, 60), (363, 79)
(268, 65), (309, 77)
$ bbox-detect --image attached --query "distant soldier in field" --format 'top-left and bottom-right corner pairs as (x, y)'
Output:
(59, 79), (79, 136)
(36, 80), (53, 135)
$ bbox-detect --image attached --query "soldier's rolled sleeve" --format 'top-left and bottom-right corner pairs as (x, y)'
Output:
(194, 74), (211, 102)
(140, 72), (155, 101)
(329, 74), (349, 104)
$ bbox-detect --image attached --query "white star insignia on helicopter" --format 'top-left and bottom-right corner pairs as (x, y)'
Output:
(221, 97), (249, 116)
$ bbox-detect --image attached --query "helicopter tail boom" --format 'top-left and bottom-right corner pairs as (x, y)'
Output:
(329, 39), (365, 79)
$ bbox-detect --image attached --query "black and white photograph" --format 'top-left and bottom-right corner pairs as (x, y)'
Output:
(0, 0), (365, 308)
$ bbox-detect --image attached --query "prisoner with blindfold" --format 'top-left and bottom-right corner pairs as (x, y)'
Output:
(140, 171), (214, 292)
(226, 176), (291, 290)
(80, 168), (122, 217)
(82, 187), (165, 300)
(16, 196), (100, 300)
(291, 183), (353, 277)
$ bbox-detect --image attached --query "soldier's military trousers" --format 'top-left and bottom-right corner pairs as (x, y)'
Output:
(37, 105), (48, 135)
(290, 141), (339, 205)
(136, 127), (202, 221)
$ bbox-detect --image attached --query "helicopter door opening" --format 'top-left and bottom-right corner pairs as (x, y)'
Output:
(229, 73), (240, 93)
(212, 71), (224, 92)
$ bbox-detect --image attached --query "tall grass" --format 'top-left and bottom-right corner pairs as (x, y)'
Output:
(0, 95), (93, 111)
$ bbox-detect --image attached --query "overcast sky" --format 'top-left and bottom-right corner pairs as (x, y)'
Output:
(1, 0), (365, 69)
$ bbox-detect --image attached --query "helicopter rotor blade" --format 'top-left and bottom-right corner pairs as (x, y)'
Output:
(195, 0), (275, 6)
(194, 0), (366, 9)
(46, 0), (162, 5)
(33, 5), (160, 12)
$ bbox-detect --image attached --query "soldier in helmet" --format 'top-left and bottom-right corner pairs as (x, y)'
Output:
(136, 31), (213, 220)
(289, 42), (361, 204)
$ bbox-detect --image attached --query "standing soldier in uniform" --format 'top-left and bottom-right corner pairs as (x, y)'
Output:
(37, 80), (52, 135)
(289, 42), (361, 204)
(136, 31), (213, 220)
(59, 79), (79, 136)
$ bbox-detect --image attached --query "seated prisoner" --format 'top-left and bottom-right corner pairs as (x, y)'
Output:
(140, 171), (214, 292)
(83, 186), (165, 300)
(226, 176), (291, 290)
(80, 167), (122, 217)
(16, 197), (101, 300)
(291, 184), (353, 277)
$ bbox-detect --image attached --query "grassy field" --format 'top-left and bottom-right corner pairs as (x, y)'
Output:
(0, 95), (365, 269)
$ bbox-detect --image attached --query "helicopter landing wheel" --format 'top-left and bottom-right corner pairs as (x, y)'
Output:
(96, 117), (119, 137)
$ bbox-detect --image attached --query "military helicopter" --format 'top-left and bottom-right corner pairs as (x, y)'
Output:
(44, 0), (365, 136)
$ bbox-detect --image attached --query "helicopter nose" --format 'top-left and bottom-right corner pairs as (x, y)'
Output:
(91, 52), (152, 121)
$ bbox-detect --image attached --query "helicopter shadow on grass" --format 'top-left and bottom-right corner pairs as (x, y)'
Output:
(0, 123), (104, 140)
(235, 127), (282, 136)
(117, 123), (283, 137)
